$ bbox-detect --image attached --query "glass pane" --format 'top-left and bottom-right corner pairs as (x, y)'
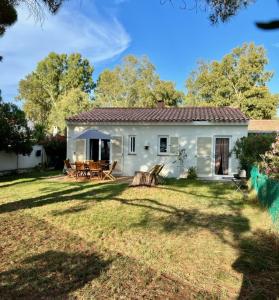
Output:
(101, 139), (110, 160)
(130, 136), (135, 153)
(160, 137), (167, 153)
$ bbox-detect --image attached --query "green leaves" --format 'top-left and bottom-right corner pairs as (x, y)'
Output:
(17, 52), (94, 133)
(94, 55), (184, 108)
(186, 43), (278, 119)
(0, 93), (33, 155)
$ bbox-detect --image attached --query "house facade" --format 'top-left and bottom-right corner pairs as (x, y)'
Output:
(66, 107), (248, 178)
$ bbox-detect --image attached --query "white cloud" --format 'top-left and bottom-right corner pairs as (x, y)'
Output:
(0, 0), (131, 100)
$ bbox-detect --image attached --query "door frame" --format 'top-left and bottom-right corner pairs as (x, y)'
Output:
(213, 135), (232, 177)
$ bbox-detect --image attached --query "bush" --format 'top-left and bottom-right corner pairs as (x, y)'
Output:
(42, 135), (66, 169)
(260, 135), (279, 179)
(233, 134), (276, 173)
(187, 167), (197, 180)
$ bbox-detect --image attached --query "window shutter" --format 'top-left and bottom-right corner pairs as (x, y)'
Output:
(170, 137), (179, 154)
(75, 140), (85, 161)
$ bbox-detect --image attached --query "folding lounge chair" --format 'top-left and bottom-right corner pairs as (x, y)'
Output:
(103, 161), (117, 181)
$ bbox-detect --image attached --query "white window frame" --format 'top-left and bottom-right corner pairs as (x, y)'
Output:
(128, 135), (136, 155)
(213, 135), (232, 177)
(158, 135), (169, 155)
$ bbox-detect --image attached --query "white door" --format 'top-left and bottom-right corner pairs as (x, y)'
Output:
(196, 137), (212, 176)
(111, 136), (123, 174)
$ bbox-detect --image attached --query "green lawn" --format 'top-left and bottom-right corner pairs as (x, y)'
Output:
(0, 172), (278, 299)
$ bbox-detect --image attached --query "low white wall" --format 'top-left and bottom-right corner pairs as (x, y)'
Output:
(67, 122), (248, 178)
(0, 145), (45, 172)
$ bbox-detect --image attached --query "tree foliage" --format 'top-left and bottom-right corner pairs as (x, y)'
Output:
(260, 134), (279, 179)
(233, 133), (276, 172)
(94, 55), (184, 108)
(186, 43), (278, 119)
(0, 0), (63, 37)
(163, 0), (279, 29)
(0, 91), (33, 155)
(18, 52), (94, 133)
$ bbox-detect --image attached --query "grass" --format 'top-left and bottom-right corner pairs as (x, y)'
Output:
(0, 171), (278, 299)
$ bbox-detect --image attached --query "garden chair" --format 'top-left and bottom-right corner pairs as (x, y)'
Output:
(130, 164), (164, 187)
(64, 159), (76, 177)
(75, 162), (87, 179)
(89, 161), (102, 179)
(103, 161), (117, 181)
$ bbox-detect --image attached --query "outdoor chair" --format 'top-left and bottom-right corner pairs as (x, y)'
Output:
(103, 161), (117, 181)
(64, 159), (76, 177)
(89, 161), (102, 179)
(130, 164), (164, 187)
(75, 162), (87, 178)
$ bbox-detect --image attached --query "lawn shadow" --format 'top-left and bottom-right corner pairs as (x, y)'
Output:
(114, 196), (250, 248)
(232, 230), (279, 299)
(0, 181), (128, 214)
(0, 250), (111, 299)
(0, 171), (61, 189)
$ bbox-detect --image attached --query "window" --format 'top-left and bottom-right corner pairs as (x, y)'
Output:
(158, 136), (168, 154)
(158, 136), (179, 155)
(129, 135), (136, 154)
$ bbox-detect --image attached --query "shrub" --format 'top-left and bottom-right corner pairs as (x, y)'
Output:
(187, 167), (197, 180)
(42, 135), (66, 169)
(260, 135), (279, 179)
(233, 134), (276, 173)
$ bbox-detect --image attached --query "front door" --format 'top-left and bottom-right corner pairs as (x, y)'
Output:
(215, 138), (230, 175)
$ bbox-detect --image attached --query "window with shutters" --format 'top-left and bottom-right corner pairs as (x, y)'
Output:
(158, 136), (179, 155)
(158, 136), (168, 154)
(128, 135), (136, 154)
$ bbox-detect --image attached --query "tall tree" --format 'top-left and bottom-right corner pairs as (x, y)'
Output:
(94, 55), (184, 108)
(0, 90), (33, 155)
(18, 52), (94, 132)
(185, 43), (278, 119)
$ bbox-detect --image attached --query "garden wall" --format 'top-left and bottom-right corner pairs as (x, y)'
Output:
(0, 145), (46, 172)
(251, 166), (279, 224)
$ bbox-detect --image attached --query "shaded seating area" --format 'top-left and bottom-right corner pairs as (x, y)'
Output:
(130, 164), (164, 187)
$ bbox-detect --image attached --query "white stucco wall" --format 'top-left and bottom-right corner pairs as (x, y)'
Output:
(0, 145), (45, 172)
(67, 122), (248, 178)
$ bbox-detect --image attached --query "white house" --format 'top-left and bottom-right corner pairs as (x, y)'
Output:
(66, 106), (248, 178)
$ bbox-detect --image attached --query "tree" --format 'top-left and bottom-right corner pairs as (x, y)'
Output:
(0, 90), (33, 155)
(0, 0), (65, 61)
(0, 0), (63, 37)
(48, 88), (92, 133)
(18, 52), (94, 133)
(94, 55), (184, 108)
(162, 0), (279, 30)
(185, 43), (278, 119)
(233, 134), (276, 173)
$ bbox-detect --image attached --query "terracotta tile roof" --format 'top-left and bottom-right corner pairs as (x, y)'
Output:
(248, 120), (279, 132)
(67, 107), (249, 123)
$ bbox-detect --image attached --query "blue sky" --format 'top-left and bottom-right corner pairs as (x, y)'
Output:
(1, 0), (279, 102)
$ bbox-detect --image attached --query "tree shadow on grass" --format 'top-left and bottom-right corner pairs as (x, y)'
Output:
(0, 182), (128, 214)
(115, 196), (250, 247)
(0, 250), (111, 299)
(0, 171), (61, 189)
(232, 230), (279, 300)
